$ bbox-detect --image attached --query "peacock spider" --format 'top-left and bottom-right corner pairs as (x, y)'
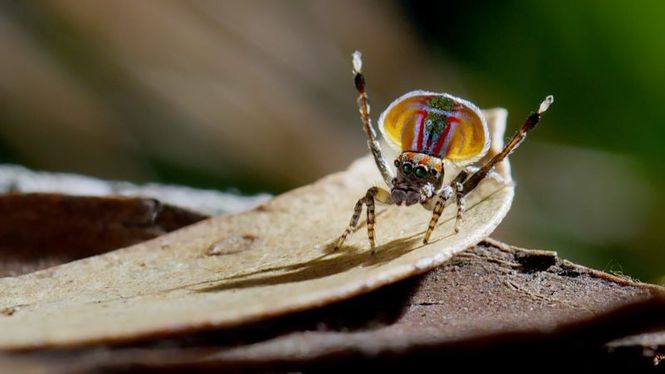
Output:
(334, 51), (553, 252)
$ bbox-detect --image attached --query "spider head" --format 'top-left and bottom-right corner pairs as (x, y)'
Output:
(391, 152), (443, 206)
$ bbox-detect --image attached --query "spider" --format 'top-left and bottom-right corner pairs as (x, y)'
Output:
(334, 51), (553, 252)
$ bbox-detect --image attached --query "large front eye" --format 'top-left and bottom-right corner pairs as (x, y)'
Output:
(401, 162), (413, 175)
(414, 166), (427, 179)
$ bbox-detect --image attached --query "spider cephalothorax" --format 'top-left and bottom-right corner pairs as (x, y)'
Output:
(390, 152), (442, 206)
(334, 51), (553, 252)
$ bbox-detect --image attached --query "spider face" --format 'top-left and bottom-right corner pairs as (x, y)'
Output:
(390, 151), (443, 206)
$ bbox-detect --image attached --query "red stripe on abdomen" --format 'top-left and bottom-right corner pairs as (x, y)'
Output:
(432, 119), (457, 156)
(415, 110), (426, 151)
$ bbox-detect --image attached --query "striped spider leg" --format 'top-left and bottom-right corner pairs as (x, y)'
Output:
(351, 51), (395, 186)
(334, 52), (395, 252)
(422, 95), (554, 244)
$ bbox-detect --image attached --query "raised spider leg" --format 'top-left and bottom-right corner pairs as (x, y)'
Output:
(422, 95), (553, 244)
(461, 95), (554, 194)
(334, 186), (393, 252)
(352, 51), (394, 187)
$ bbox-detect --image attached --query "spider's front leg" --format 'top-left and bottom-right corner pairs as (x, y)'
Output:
(422, 179), (469, 244)
(334, 186), (393, 252)
(422, 184), (453, 245)
(421, 163), (470, 244)
(450, 168), (474, 234)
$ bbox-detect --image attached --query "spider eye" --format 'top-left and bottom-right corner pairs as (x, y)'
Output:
(414, 166), (427, 179)
(401, 163), (413, 175)
(430, 168), (438, 176)
(394, 159), (401, 167)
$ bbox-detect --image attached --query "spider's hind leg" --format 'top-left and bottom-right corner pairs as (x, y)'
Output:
(352, 51), (394, 187)
(334, 186), (393, 253)
(462, 95), (553, 194)
(447, 96), (553, 236)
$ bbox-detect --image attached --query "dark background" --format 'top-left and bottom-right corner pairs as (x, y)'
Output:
(0, 1), (662, 282)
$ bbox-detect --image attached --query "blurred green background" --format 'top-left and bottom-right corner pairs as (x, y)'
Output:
(0, 1), (662, 282)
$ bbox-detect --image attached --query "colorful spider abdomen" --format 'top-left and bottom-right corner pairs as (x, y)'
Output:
(378, 91), (490, 165)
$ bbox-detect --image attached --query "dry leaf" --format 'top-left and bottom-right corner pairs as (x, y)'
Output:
(0, 194), (207, 277)
(0, 110), (515, 350)
(0, 165), (269, 215)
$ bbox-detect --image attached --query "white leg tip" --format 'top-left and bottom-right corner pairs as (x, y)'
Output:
(352, 51), (363, 74)
(538, 95), (554, 114)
